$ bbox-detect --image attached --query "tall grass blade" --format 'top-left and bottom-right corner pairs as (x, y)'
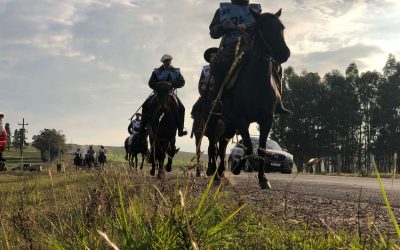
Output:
(373, 159), (400, 238)
(97, 230), (120, 250)
(195, 172), (215, 216)
(209, 204), (247, 235)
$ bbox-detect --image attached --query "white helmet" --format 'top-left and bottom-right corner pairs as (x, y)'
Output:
(160, 54), (173, 62)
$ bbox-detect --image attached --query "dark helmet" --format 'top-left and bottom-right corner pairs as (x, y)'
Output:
(231, 0), (249, 5)
(101, 146), (104, 149)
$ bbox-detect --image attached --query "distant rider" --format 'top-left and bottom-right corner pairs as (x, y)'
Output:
(99, 146), (106, 156)
(139, 54), (188, 136)
(191, 47), (219, 117)
(0, 112), (7, 162)
(75, 148), (82, 158)
(128, 113), (142, 145)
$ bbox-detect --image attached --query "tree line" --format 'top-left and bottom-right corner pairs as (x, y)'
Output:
(272, 54), (400, 174)
(5, 124), (66, 162)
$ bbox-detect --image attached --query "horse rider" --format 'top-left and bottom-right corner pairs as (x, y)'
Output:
(128, 113), (142, 145)
(191, 47), (219, 117)
(0, 112), (7, 162)
(87, 146), (95, 156)
(138, 54), (188, 137)
(99, 146), (106, 156)
(75, 148), (82, 158)
(209, 0), (290, 114)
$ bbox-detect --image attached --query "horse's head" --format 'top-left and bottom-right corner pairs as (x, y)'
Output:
(252, 9), (291, 64)
(154, 81), (172, 113)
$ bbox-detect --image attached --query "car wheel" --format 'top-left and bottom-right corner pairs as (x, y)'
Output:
(281, 169), (292, 174)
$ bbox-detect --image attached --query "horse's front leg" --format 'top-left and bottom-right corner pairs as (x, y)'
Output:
(258, 115), (273, 189)
(165, 142), (176, 173)
(234, 122), (252, 176)
(157, 154), (166, 180)
(135, 154), (138, 170)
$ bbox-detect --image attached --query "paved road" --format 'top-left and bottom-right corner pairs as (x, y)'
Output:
(215, 172), (400, 234)
(223, 172), (400, 206)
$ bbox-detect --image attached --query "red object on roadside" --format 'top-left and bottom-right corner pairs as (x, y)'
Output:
(0, 129), (7, 152)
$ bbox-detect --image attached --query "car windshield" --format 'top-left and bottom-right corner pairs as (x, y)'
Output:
(249, 138), (282, 151)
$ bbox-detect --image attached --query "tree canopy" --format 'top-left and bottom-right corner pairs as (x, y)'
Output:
(272, 54), (400, 173)
(32, 129), (66, 162)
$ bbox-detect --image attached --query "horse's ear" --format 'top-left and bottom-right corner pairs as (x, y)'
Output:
(275, 8), (282, 17)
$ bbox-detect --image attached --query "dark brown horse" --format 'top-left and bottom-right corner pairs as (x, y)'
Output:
(147, 81), (178, 179)
(124, 132), (149, 171)
(207, 9), (291, 189)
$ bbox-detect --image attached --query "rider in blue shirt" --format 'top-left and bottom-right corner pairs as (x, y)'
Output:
(209, 0), (290, 114)
(139, 54), (188, 136)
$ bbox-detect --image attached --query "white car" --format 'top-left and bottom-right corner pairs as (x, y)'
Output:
(228, 138), (294, 174)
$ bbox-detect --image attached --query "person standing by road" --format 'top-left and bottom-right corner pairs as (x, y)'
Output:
(0, 112), (8, 162)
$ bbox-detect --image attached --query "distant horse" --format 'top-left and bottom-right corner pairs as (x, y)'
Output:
(191, 110), (208, 177)
(83, 153), (95, 168)
(98, 153), (107, 170)
(206, 9), (291, 189)
(74, 154), (83, 171)
(146, 81), (178, 179)
(124, 132), (149, 171)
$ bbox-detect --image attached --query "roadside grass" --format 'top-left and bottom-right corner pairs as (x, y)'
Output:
(0, 164), (399, 249)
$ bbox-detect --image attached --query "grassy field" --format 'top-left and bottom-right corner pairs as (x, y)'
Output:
(1, 146), (399, 249)
(0, 162), (399, 249)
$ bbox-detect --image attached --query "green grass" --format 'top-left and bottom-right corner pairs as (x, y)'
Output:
(0, 164), (399, 249)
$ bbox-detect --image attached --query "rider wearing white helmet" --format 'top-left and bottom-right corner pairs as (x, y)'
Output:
(139, 54), (188, 137)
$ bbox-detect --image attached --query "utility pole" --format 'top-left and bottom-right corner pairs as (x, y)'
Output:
(18, 118), (29, 171)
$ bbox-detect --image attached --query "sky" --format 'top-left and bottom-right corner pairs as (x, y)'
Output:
(1, 0), (400, 152)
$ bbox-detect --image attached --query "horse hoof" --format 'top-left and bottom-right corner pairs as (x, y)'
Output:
(206, 168), (215, 176)
(231, 166), (241, 175)
(140, 166), (143, 170)
(150, 168), (155, 176)
(218, 171), (225, 179)
(196, 170), (201, 178)
(157, 171), (165, 180)
(214, 175), (221, 183)
(259, 179), (271, 190)
(166, 164), (172, 172)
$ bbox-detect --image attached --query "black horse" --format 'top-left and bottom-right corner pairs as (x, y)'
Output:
(146, 81), (178, 179)
(74, 154), (83, 171)
(98, 153), (107, 170)
(124, 132), (149, 171)
(206, 10), (291, 189)
(83, 153), (95, 168)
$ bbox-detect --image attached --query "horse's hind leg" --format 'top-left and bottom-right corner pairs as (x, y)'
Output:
(140, 153), (144, 170)
(258, 115), (273, 189)
(157, 158), (165, 180)
(195, 133), (202, 177)
(135, 154), (138, 170)
(206, 138), (217, 176)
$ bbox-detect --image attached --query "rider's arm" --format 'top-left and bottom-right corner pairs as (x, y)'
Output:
(209, 9), (224, 39)
(128, 123), (133, 134)
(148, 71), (159, 90)
(173, 73), (185, 88)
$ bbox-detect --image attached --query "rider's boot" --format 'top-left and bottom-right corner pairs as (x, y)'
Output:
(176, 100), (187, 137)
